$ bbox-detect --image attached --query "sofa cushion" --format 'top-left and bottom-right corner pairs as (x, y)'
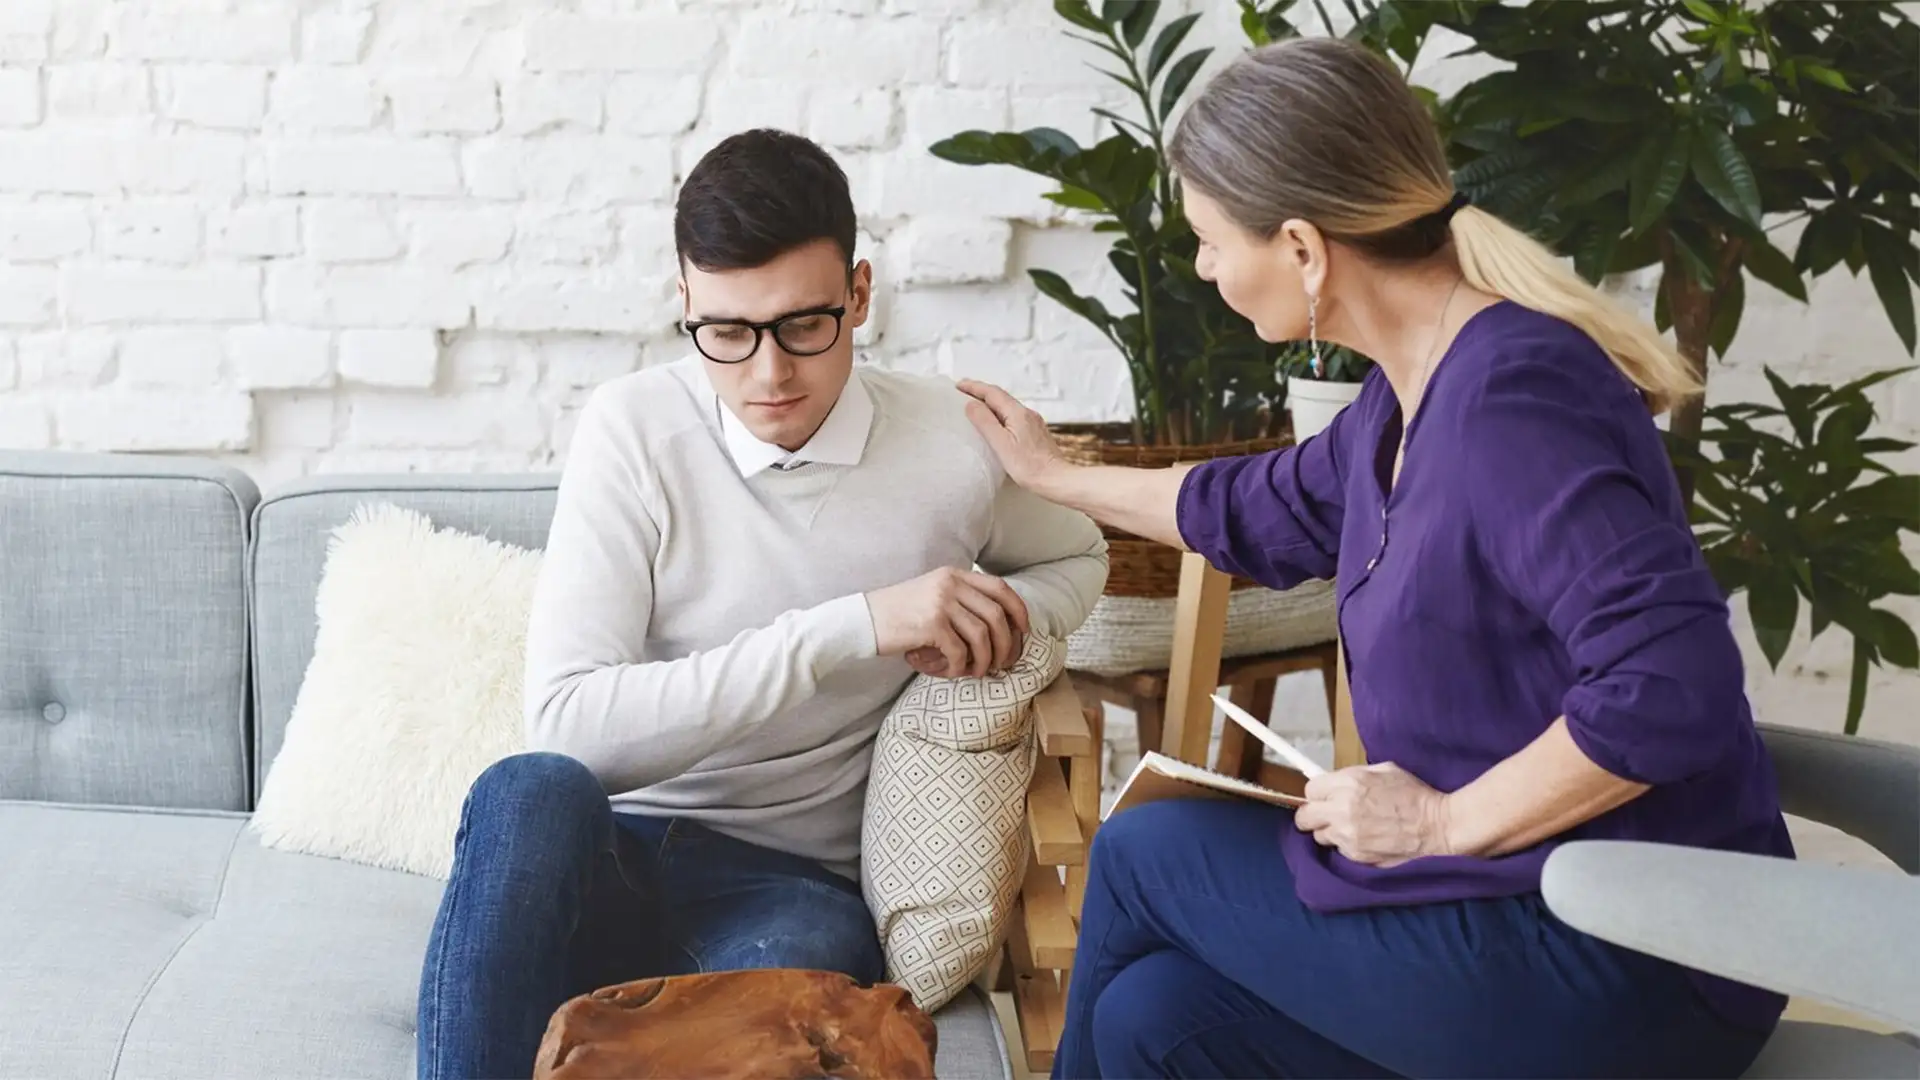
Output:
(0, 451), (256, 811)
(252, 503), (542, 878)
(249, 474), (558, 799)
(0, 802), (1012, 1080)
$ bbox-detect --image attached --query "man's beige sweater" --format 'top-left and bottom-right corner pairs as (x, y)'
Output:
(522, 358), (1108, 879)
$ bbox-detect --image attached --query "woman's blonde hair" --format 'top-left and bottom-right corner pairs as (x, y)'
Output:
(1166, 37), (1699, 413)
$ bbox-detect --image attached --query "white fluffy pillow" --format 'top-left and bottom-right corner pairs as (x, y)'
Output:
(250, 503), (539, 879)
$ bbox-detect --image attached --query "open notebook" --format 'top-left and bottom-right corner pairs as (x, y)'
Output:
(1104, 694), (1321, 820)
(1105, 751), (1309, 819)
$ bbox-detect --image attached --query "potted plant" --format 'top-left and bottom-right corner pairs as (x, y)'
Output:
(926, 0), (1363, 673)
(1278, 340), (1373, 440)
(1354, 0), (1919, 731)
(1674, 367), (1919, 734)
(1361, 0), (1918, 500)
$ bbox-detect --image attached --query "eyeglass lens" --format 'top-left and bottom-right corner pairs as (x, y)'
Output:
(695, 312), (841, 363)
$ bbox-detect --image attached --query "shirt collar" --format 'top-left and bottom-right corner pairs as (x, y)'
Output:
(716, 368), (874, 479)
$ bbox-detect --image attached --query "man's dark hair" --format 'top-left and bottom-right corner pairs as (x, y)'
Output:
(674, 129), (858, 272)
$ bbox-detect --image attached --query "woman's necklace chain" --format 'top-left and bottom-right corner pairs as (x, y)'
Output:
(1407, 275), (1465, 421)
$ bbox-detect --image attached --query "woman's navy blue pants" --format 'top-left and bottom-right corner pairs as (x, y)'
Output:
(1053, 798), (1774, 1079)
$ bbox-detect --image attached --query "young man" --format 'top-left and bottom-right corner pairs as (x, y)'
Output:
(414, 128), (1108, 1079)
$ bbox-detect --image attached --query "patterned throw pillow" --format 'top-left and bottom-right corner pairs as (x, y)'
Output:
(860, 633), (1065, 1013)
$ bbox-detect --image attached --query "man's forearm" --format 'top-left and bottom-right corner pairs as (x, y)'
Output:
(1441, 717), (1650, 858)
(524, 594), (876, 793)
(1032, 462), (1195, 550)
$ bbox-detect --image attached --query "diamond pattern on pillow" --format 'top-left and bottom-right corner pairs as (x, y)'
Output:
(860, 633), (1065, 1012)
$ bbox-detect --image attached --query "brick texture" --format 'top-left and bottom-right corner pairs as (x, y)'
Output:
(0, 0), (1911, 737)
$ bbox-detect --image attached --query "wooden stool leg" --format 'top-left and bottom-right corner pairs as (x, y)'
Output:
(1319, 643), (1339, 720)
(1331, 638), (1367, 769)
(1065, 704), (1102, 920)
(1162, 553), (1230, 764)
(1133, 696), (1164, 767)
(1212, 685), (1253, 780)
(1212, 677), (1278, 781)
(1234, 677), (1279, 780)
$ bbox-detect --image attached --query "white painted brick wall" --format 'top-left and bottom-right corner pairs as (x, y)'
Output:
(0, 0), (1913, 741)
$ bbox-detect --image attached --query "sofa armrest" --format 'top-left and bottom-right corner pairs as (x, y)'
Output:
(1760, 723), (1920, 873)
(1542, 840), (1920, 1033)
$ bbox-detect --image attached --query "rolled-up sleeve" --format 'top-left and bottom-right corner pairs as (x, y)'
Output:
(1174, 388), (1360, 590)
(1466, 351), (1746, 786)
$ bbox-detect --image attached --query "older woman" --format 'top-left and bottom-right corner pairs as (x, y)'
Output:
(960, 36), (1791, 1080)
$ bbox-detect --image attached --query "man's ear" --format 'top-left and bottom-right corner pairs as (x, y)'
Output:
(848, 259), (874, 327)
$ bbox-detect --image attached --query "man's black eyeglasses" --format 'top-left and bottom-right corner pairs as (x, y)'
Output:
(682, 305), (847, 365)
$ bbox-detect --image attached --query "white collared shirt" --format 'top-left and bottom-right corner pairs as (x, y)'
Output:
(716, 368), (875, 478)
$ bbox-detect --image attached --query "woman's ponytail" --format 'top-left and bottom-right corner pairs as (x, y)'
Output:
(1448, 206), (1698, 415)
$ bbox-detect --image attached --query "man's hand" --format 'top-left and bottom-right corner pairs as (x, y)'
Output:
(1292, 763), (1454, 867)
(866, 567), (1030, 679)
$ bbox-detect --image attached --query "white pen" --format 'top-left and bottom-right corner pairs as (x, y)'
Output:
(1210, 692), (1327, 779)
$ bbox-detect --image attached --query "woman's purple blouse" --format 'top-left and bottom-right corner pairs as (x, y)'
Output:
(1175, 300), (1793, 1030)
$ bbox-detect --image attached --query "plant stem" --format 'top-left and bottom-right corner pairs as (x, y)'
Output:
(1108, 23), (1171, 209)
(1135, 243), (1165, 444)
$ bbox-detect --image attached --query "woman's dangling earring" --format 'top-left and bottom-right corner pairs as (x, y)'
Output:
(1307, 293), (1322, 378)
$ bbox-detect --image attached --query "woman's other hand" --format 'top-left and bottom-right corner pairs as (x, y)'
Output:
(1294, 763), (1454, 867)
(956, 379), (1070, 495)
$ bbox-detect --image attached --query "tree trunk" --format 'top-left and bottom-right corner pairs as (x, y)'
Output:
(1663, 266), (1713, 506)
(1658, 231), (1744, 508)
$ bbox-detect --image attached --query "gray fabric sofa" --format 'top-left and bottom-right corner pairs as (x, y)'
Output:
(0, 450), (1013, 1080)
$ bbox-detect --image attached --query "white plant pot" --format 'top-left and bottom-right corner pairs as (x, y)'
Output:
(1286, 376), (1365, 441)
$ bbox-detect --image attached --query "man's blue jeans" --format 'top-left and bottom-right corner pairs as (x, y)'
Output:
(415, 752), (884, 1080)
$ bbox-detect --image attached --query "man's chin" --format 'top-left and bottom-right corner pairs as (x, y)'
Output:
(747, 417), (817, 452)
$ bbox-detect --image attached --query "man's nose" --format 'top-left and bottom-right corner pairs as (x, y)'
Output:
(747, 332), (796, 385)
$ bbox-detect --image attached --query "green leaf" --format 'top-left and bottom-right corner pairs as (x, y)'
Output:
(1029, 268), (1113, 334)
(1873, 609), (1919, 668)
(1553, 152), (1638, 210)
(1681, 0), (1721, 24)
(1668, 222), (1718, 286)
(1815, 366), (1917, 411)
(1092, 107), (1151, 142)
(1054, 0), (1107, 34)
(1573, 223), (1622, 284)
(1845, 639), (1870, 735)
(1861, 222), (1918, 354)
(1113, 0), (1161, 48)
(1453, 144), (1550, 191)
(1833, 475), (1920, 530)
(1044, 185), (1110, 212)
(1859, 436), (1919, 456)
(1720, 81), (1778, 128)
(1690, 123), (1763, 227)
(1710, 268), (1745, 358)
(1800, 63), (1853, 92)
(1630, 127), (1692, 235)
(1798, 211), (1855, 277)
(1765, 367), (1819, 446)
(1024, 127), (1082, 159)
(1158, 48), (1212, 121)
(1748, 569), (1798, 669)
(1146, 12), (1202, 81)
(1094, 65), (1147, 98)
(1742, 236), (1808, 302)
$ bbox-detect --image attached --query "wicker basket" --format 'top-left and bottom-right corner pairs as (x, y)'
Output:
(1048, 422), (1294, 599)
